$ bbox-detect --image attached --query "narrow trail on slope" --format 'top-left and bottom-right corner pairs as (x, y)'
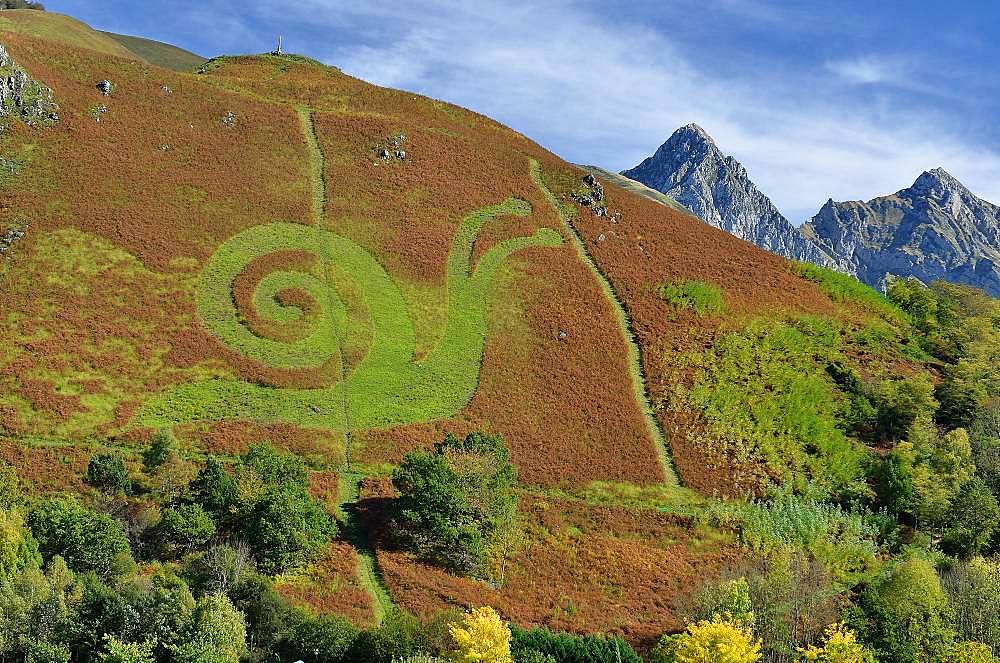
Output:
(530, 160), (679, 486)
(297, 107), (396, 623)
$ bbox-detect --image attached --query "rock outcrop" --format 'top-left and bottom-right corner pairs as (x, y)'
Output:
(0, 43), (58, 127)
(622, 123), (831, 264)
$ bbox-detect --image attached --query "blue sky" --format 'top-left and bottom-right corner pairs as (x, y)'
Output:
(46, 0), (1000, 223)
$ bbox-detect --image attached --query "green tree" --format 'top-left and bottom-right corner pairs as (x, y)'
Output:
(142, 430), (178, 473)
(27, 495), (134, 578)
(244, 488), (334, 574)
(282, 609), (358, 663)
(0, 461), (21, 509)
(937, 642), (999, 663)
(874, 449), (916, 515)
(0, 507), (40, 576)
(171, 594), (247, 663)
(239, 442), (308, 488)
(190, 456), (235, 517)
(392, 432), (520, 581)
(943, 478), (1000, 558)
(133, 569), (196, 656)
(852, 556), (955, 663)
(154, 504), (216, 556)
(873, 376), (938, 442)
(85, 452), (131, 495)
(96, 635), (155, 663)
(908, 426), (976, 529)
(942, 557), (1000, 653)
(0, 557), (74, 663)
(936, 362), (988, 431)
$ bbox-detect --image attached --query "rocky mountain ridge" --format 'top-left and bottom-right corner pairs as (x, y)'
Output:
(621, 123), (831, 264)
(802, 168), (1000, 295)
(624, 125), (1000, 295)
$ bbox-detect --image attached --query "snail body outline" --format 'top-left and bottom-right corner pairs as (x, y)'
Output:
(136, 185), (564, 432)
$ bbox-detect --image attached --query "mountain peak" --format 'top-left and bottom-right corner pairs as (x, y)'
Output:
(911, 167), (965, 192)
(675, 122), (713, 140)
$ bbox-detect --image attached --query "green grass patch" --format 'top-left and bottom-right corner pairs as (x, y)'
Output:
(659, 279), (726, 315)
(101, 31), (206, 72)
(791, 261), (908, 324)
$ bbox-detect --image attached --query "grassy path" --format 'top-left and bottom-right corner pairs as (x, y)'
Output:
(297, 107), (395, 624)
(335, 470), (395, 624)
(530, 160), (679, 486)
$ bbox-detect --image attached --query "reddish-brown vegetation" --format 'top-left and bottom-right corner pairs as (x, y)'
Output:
(275, 541), (376, 627)
(370, 492), (738, 648)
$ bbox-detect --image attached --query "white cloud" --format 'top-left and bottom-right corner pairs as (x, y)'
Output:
(247, 0), (1000, 222)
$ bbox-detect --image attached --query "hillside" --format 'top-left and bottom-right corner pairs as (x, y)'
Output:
(102, 31), (207, 72)
(2, 11), (1000, 663)
(0, 9), (136, 58)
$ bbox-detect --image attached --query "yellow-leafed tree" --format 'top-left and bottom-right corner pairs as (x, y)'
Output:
(651, 615), (762, 663)
(799, 623), (876, 663)
(448, 606), (513, 663)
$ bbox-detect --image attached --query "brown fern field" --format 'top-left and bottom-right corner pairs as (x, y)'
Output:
(0, 14), (892, 646)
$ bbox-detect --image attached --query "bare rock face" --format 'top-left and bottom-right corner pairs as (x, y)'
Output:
(803, 168), (1000, 295)
(0, 44), (59, 127)
(622, 123), (831, 264)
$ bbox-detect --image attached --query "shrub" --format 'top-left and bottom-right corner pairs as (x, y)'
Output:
(393, 432), (520, 581)
(673, 316), (867, 497)
(447, 607), (513, 663)
(650, 615), (761, 663)
(792, 262), (907, 325)
(705, 495), (878, 585)
(510, 626), (640, 663)
(659, 280), (726, 315)
(85, 452), (131, 495)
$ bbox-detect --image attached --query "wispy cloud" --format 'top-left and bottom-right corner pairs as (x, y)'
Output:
(825, 56), (911, 85)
